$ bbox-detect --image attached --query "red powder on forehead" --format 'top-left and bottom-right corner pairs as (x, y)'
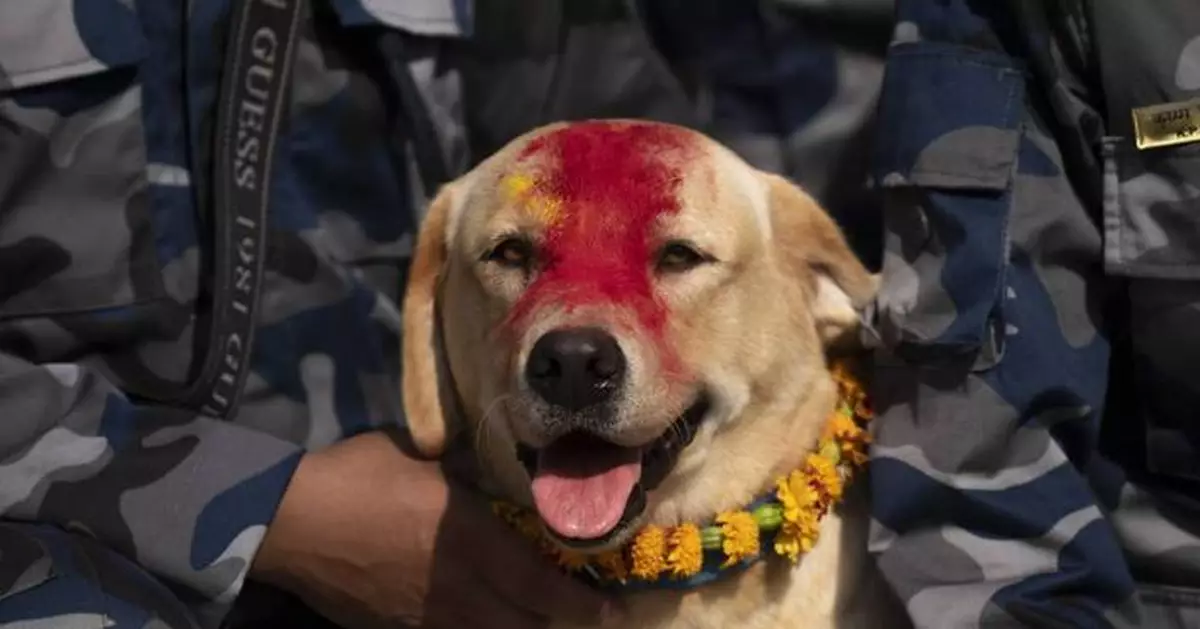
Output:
(506, 121), (694, 342)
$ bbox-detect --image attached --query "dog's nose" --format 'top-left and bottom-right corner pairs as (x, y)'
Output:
(525, 327), (626, 411)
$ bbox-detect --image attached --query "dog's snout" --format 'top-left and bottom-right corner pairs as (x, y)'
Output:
(525, 327), (626, 410)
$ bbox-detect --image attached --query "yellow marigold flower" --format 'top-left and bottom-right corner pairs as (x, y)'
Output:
(556, 549), (590, 572)
(775, 508), (824, 563)
(830, 362), (872, 418)
(777, 475), (798, 514)
(798, 508), (822, 540)
(843, 440), (870, 467)
(824, 414), (864, 442)
(666, 524), (704, 578)
(492, 503), (559, 553)
(716, 511), (760, 567)
(830, 363), (857, 393)
(774, 529), (802, 562)
(596, 550), (628, 583)
(630, 526), (668, 580)
(806, 453), (843, 501)
(775, 466), (827, 564)
(785, 469), (822, 509)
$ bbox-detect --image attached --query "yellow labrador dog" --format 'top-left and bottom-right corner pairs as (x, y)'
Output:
(400, 120), (903, 629)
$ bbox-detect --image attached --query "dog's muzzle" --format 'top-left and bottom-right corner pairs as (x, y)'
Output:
(515, 393), (711, 549)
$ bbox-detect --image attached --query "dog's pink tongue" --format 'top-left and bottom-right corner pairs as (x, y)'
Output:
(531, 435), (641, 540)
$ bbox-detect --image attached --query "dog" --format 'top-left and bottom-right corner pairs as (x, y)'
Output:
(400, 119), (906, 629)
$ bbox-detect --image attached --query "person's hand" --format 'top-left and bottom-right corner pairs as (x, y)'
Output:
(250, 430), (620, 628)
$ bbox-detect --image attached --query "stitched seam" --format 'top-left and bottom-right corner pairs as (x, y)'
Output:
(984, 74), (1020, 363)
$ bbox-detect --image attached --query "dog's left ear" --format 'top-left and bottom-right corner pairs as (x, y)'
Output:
(401, 181), (460, 458)
(761, 173), (879, 346)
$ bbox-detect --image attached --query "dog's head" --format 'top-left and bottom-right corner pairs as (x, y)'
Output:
(402, 120), (875, 551)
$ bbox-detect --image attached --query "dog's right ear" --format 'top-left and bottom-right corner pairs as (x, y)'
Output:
(401, 182), (459, 458)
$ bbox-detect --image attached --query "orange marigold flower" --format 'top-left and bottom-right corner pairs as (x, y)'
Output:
(596, 550), (629, 583)
(666, 524), (704, 578)
(630, 526), (668, 580)
(716, 511), (760, 567)
(556, 549), (590, 572)
(805, 453), (843, 501)
(824, 414), (864, 442)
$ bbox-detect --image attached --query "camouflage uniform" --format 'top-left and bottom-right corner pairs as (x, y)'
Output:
(869, 1), (1200, 627)
(0, 1), (477, 626)
(0, 1), (890, 628)
(639, 0), (892, 268)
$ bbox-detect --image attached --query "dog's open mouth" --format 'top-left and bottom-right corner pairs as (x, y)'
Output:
(515, 394), (710, 549)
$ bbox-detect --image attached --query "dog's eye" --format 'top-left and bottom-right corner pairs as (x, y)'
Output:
(485, 237), (534, 269)
(656, 241), (709, 273)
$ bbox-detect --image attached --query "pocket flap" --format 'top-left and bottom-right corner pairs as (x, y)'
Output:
(874, 42), (1024, 191)
(0, 1), (147, 92)
(327, 0), (473, 37)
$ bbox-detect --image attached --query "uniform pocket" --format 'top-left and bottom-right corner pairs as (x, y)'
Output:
(1102, 136), (1200, 279)
(1103, 142), (1200, 484)
(870, 42), (1024, 367)
(0, 1), (166, 319)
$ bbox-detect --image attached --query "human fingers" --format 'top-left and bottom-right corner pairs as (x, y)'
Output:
(466, 508), (618, 625)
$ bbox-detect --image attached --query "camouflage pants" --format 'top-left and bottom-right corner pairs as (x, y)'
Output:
(0, 522), (337, 629)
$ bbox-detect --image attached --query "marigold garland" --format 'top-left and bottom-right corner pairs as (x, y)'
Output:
(716, 511), (760, 567)
(493, 361), (873, 585)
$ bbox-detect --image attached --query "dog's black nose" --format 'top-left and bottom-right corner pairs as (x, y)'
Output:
(525, 327), (626, 410)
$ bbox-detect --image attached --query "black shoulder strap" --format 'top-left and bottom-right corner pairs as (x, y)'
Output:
(377, 31), (452, 196)
(132, 0), (303, 418)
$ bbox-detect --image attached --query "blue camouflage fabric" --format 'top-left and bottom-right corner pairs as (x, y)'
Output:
(463, 0), (892, 268)
(868, 1), (1200, 627)
(0, 1), (475, 627)
(0, 0), (892, 627)
(640, 0), (892, 268)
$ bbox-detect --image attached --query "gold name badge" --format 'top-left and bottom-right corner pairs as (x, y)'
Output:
(1132, 99), (1200, 150)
